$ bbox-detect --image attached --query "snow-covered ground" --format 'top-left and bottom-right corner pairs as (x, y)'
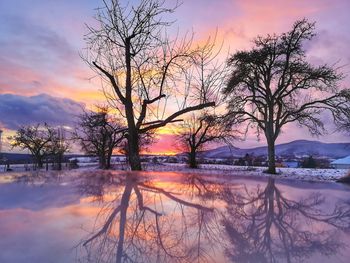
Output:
(145, 163), (350, 182)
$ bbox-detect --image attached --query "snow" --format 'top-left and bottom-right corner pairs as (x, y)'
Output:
(331, 155), (350, 165)
(145, 163), (349, 182)
(68, 157), (98, 163)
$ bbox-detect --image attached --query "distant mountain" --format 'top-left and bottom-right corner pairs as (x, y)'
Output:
(201, 140), (350, 159)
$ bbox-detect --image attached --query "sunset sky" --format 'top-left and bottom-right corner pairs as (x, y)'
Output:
(1, 0), (350, 154)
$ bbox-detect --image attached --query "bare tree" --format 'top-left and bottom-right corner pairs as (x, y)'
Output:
(9, 123), (56, 168)
(73, 106), (125, 169)
(83, 0), (215, 170)
(48, 127), (70, 170)
(223, 19), (350, 174)
(177, 114), (234, 168)
(176, 37), (235, 168)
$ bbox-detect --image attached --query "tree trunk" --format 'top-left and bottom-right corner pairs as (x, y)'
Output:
(106, 148), (113, 169)
(57, 153), (62, 171)
(127, 130), (142, 171)
(106, 156), (111, 169)
(125, 39), (142, 171)
(99, 155), (107, 169)
(188, 147), (198, 169)
(267, 139), (276, 174)
(36, 155), (43, 168)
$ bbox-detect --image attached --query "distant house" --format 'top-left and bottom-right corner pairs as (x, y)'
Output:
(331, 156), (350, 169)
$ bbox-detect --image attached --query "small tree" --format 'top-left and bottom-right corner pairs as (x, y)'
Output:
(176, 37), (235, 168)
(223, 19), (350, 174)
(300, 155), (317, 168)
(74, 107), (125, 169)
(84, 0), (215, 171)
(48, 128), (70, 170)
(177, 114), (233, 168)
(9, 123), (55, 168)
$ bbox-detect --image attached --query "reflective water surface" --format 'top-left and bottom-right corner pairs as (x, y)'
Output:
(0, 170), (349, 263)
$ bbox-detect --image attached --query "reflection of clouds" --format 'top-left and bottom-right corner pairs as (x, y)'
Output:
(0, 171), (350, 262)
(0, 204), (98, 263)
(0, 173), (100, 263)
(77, 172), (219, 263)
(78, 172), (350, 263)
(0, 180), (80, 211)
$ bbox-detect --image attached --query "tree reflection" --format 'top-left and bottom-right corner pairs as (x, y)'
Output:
(222, 178), (350, 263)
(9, 171), (350, 263)
(77, 172), (220, 263)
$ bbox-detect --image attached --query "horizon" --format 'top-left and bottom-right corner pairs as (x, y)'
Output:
(2, 138), (350, 156)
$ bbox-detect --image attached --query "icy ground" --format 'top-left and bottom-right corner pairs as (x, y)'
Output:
(1, 162), (349, 182)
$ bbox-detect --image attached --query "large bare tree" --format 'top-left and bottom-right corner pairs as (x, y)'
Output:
(85, 0), (214, 170)
(223, 19), (350, 174)
(334, 107), (350, 134)
(84, 0), (215, 170)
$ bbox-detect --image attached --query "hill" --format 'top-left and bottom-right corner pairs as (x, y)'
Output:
(201, 140), (350, 159)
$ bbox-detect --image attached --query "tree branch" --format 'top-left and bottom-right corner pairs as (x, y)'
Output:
(140, 102), (215, 133)
(93, 61), (126, 104)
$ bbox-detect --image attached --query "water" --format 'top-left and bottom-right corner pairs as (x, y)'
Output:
(0, 170), (349, 263)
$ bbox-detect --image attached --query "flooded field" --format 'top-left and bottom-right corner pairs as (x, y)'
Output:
(0, 170), (349, 263)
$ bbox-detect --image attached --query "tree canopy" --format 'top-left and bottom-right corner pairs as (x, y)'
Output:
(223, 19), (350, 173)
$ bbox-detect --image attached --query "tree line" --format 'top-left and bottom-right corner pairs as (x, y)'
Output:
(8, 0), (350, 174)
(8, 123), (69, 170)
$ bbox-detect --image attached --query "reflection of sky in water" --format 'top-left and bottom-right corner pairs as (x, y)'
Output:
(0, 171), (349, 263)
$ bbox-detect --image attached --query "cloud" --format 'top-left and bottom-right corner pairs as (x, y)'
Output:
(0, 15), (78, 73)
(0, 14), (100, 104)
(0, 93), (84, 130)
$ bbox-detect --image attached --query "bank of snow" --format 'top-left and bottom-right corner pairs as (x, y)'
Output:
(145, 163), (349, 182)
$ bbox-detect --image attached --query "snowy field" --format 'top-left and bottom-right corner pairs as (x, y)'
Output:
(145, 163), (350, 182)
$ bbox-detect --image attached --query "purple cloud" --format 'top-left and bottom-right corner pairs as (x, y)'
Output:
(0, 93), (84, 129)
